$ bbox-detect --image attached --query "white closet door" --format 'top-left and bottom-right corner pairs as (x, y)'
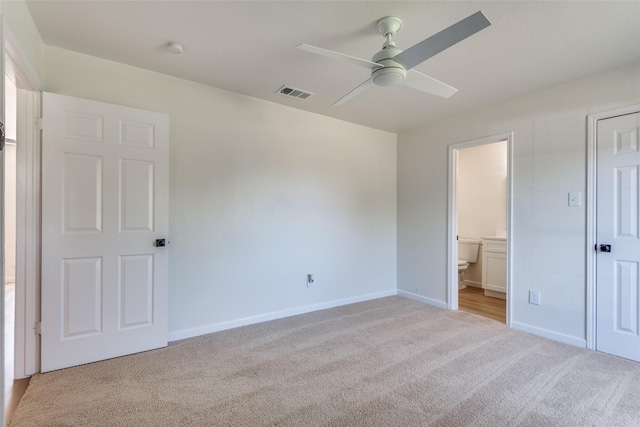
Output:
(596, 111), (640, 362)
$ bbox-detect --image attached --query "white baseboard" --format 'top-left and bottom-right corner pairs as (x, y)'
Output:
(397, 290), (448, 309)
(511, 321), (587, 348)
(464, 280), (482, 288)
(168, 289), (397, 342)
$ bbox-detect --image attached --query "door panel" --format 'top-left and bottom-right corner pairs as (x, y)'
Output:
(596, 111), (640, 362)
(41, 92), (169, 372)
(63, 257), (102, 338)
(614, 260), (638, 334)
(64, 111), (103, 142)
(614, 166), (638, 238)
(120, 159), (154, 231)
(120, 120), (155, 148)
(63, 154), (103, 232)
(119, 254), (154, 328)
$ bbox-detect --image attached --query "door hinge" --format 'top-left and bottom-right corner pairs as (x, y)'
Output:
(35, 117), (43, 131)
(35, 321), (42, 335)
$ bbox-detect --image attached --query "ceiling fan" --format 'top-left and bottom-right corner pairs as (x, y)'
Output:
(297, 11), (491, 106)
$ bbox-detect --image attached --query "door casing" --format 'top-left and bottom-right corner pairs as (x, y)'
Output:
(586, 104), (640, 351)
(4, 23), (43, 379)
(447, 131), (514, 327)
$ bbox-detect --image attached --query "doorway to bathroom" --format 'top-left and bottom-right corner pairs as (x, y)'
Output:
(447, 133), (512, 325)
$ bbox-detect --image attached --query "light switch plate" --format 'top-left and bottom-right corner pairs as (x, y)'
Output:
(568, 191), (581, 207)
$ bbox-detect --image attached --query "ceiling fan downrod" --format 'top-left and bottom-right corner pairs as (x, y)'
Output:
(371, 17), (406, 87)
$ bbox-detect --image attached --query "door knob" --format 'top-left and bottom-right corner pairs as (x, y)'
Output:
(154, 239), (167, 247)
(599, 244), (612, 253)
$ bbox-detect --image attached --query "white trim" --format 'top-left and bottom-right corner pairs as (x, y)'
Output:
(397, 290), (448, 309)
(14, 88), (41, 378)
(506, 135), (514, 327)
(0, 17), (5, 425)
(463, 280), (482, 288)
(511, 321), (587, 348)
(447, 145), (459, 310)
(2, 15), (44, 383)
(447, 132), (514, 327)
(168, 290), (397, 342)
(586, 104), (640, 351)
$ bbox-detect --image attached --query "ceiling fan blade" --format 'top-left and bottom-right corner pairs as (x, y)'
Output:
(393, 11), (491, 70)
(297, 44), (382, 70)
(403, 70), (458, 98)
(332, 78), (374, 106)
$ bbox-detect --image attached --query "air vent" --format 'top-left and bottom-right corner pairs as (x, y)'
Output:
(277, 85), (314, 100)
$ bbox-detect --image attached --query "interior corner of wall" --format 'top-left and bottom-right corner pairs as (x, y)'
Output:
(1, 0), (45, 88)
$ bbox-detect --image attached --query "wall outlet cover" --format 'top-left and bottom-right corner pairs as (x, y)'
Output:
(529, 290), (540, 305)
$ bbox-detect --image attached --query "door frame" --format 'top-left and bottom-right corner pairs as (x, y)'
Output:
(586, 104), (640, 351)
(447, 132), (514, 326)
(4, 23), (43, 378)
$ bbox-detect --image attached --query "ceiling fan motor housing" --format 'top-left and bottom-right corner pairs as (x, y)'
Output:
(371, 45), (406, 86)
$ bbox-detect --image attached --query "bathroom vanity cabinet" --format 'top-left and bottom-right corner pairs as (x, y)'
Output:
(481, 237), (507, 299)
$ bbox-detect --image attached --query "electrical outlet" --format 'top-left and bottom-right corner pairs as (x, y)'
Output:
(529, 290), (540, 305)
(306, 274), (315, 287)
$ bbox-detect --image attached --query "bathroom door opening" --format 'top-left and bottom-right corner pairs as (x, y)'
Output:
(447, 133), (513, 325)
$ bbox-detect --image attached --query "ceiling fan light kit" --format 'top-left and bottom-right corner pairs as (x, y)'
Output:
(371, 65), (406, 87)
(297, 11), (491, 106)
(371, 35), (406, 87)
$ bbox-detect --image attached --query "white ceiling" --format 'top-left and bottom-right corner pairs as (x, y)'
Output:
(26, 1), (640, 133)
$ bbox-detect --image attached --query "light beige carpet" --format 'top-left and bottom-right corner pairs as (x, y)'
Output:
(9, 296), (640, 426)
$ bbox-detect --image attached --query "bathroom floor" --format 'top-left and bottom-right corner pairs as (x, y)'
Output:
(458, 287), (506, 323)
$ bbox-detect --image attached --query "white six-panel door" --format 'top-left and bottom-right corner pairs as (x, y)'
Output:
(41, 93), (169, 372)
(596, 111), (640, 362)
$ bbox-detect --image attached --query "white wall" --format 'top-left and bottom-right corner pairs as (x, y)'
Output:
(0, 0), (45, 84)
(457, 141), (507, 284)
(43, 46), (397, 338)
(398, 64), (640, 346)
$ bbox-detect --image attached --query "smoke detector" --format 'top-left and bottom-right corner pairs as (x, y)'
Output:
(167, 42), (184, 54)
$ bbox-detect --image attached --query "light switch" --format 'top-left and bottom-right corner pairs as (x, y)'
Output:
(568, 191), (581, 207)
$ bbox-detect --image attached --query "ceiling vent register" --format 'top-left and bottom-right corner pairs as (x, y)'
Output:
(277, 85), (314, 100)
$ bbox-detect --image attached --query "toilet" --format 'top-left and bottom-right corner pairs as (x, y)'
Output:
(458, 238), (480, 289)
